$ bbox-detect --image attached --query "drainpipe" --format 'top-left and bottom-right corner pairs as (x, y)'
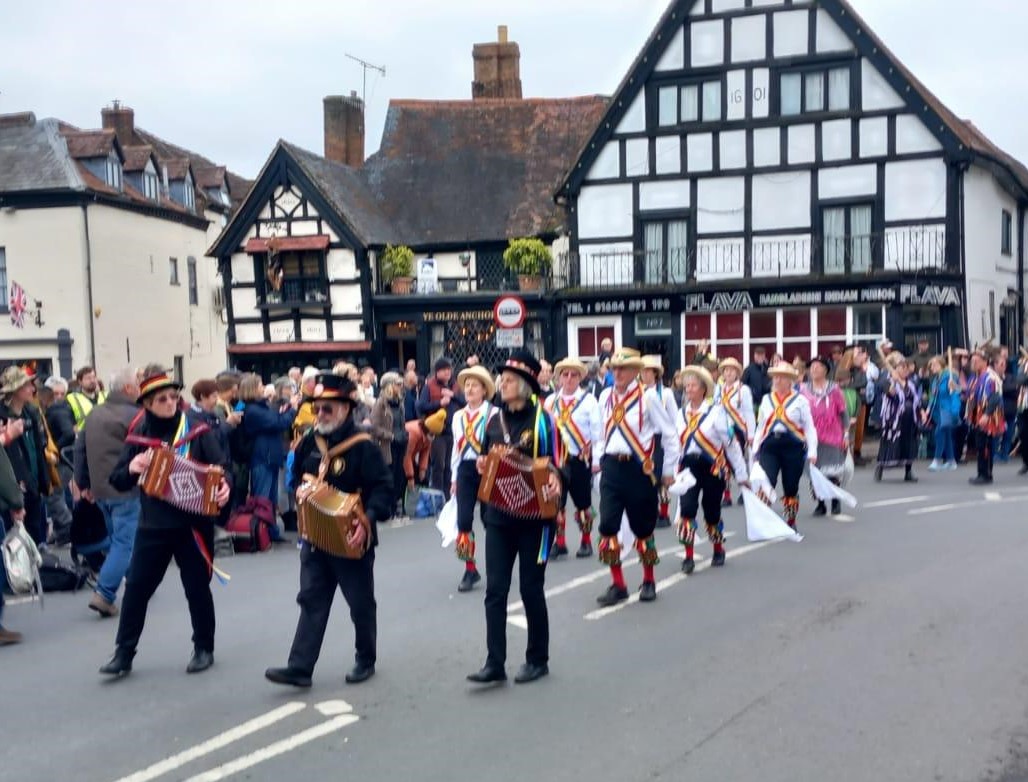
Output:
(80, 203), (97, 367)
(1018, 205), (1026, 349)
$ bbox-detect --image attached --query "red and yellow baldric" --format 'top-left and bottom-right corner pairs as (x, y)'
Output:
(680, 409), (726, 475)
(721, 383), (747, 435)
(760, 391), (805, 444)
(457, 404), (489, 460)
(555, 394), (590, 458)
(605, 384), (655, 483)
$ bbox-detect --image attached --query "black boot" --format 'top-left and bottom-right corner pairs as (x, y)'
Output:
(904, 465), (918, 483)
(99, 648), (134, 676)
(831, 499), (841, 515)
(812, 501), (827, 517)
(265, 666), (312, 688)
(575, 541), (593, 559)
(186, 648), (214, 674)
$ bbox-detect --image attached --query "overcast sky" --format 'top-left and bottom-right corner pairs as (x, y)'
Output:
(2, 0), (1025, 179)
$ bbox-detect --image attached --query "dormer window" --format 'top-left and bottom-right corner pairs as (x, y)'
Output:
(183, 172), (195, 211)
(143, 160), (159, 202)
(105, 150), (122, 191)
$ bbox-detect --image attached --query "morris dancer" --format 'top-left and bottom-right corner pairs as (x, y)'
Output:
(450, 365), (497, 593)
(641, 355), (678, 529)
(751, 362), (818, 531)
(715, 357), (755, 507)
(595, 349), (679, 606)
(544, 357), (602, 559)
(676, 366), (749, 573)
(873, 351), (920, 483)
(966, 347), (1004, 485)
(99, 370), (231, 677)
(467, 350), (565, 685)
(801, 356), (850, 513)
(266, 374), (393, 688)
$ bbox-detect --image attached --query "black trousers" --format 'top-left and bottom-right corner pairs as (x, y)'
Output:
(1020, 410), (1028, 469)
(758, 436), (806, 497)
(678, 455), (726, 524)
(430, 432), (454, 499)
(561, 457), (593, 512)
(390, 441), (407, 513)
(287, 544), (376, 674)
(598, 457), (658, 539)
(116, 525), (215, 654)
(484, 522), (548, 669)
(455, 460), (483, 533)
(975, 428), (994, 480)
(22, 491), (46, 547)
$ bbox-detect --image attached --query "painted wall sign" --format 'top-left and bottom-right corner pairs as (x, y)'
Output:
(635, 313), (674, 335)
(565, 296), (672, 316)
(494, 295), (527, 329)
(423, 309), (493, 323)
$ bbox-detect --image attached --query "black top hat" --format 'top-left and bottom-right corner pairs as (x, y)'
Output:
(309, 373), (357, 402)
(495, 349), (542, 396)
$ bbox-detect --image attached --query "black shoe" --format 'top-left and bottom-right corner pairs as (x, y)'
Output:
(737, 495), (744, 506)
(514, 662), (549, 684)
(873, 465), (883, 482)
(655, 517), (671, 529)
(281, 510), (298, 533)
(186, 648), (214, 674)
(550, 542), (569, 559)
(681, 557), (695, 574)
(711, 549), (725, 567)
(812, 501), (827, 517)
(638, 581), (656, 602)
(721, 496), (733, 508)
(265, 666), (312, 688)
(904, 470), (918, 483)
(969, 476), (993, 485)
(596, 584), (629, 607)
(831, 499), (841, 515)
(1019, 465), (1028, 476)
(853, 455), (868, 467)
(457, 569), (481, 593)
(345, 663), (375, 684)
(99, 649), (134, 676)
(467, 664), (507, 684)
(575, 542), (593, 559)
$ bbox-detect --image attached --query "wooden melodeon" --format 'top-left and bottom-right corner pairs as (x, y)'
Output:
(141, 447), (224, 517)
(295, 478), (371, 559)
(477, 445), (558, 520)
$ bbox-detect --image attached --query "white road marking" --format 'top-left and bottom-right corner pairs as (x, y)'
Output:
(314, 700), (354, 717)
(863, 496), (930, 508)
(6, 595), (36, 606)
(507, 615), (528, 629)
(111, 702), (307, 782)
(984, 491), (1002, 501)
(909, 503), (960, 515)
(583, 540), (780, 621)
(834, 514), (856, 523)
(182, 713), (360, 782)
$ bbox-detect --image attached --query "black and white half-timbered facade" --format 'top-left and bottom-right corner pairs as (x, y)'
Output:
(556, 0), (1028, 367)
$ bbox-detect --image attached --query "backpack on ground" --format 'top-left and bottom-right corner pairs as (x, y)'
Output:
(69, 499), (110, 573)
(226, 496), (275, 553)
(2, 522), (43, 599)
(38, 552), (88, 592)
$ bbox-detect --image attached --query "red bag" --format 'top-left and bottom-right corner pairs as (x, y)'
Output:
(226, 496), (275, 553)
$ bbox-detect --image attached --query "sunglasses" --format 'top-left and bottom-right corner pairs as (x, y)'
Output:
(313, 403), (339, 415)
(152, 392), (180, 404)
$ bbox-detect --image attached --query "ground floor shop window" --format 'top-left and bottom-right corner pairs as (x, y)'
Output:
(430, 319), (543, 367)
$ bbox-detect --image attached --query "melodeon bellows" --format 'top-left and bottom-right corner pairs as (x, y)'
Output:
(141, 447), (224, 517)
(477, 445), (558, 520)
(295, 477), (371, 559)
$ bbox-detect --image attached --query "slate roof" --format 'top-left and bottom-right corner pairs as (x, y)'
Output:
(0, 114), (83, 193)
(363, 96), (609, 246)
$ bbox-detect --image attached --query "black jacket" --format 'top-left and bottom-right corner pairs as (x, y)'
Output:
(46, 400), (77, 451)
(0, 401), (50, 496)
(74, 391), (141, 501)
(291, 417), (393, 548)
(109, 409), (228, 529)
(742, 362), (771, 407)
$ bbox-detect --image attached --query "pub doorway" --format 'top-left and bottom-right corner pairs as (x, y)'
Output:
(383, 321), (417, 372)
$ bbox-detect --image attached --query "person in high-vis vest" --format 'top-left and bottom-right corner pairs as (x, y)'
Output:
(676, 366), (749, 573)
(67, 366), (108, 430)
(594, 348), (679, 606)
(751, 362), (819, 532)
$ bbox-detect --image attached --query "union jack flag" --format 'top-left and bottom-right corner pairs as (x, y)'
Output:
(9, 281), (27, 329)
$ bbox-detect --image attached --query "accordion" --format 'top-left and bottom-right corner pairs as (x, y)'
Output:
(140, 447), (224, 517)
(477, 445), (558, 520)
(295, 476), (371, 559)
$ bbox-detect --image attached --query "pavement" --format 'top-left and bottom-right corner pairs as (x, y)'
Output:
(4, 459), (1028, 782)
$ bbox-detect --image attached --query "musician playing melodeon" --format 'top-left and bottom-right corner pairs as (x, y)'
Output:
(543, 357), (602, 559)
(265, 374), (392, 688)
(466, 349), (566, 686)
(595, 348), (680, 607)
(450, 365), (498, 593)
(715, 357), (755, 507)
(677, 366), (749, 574)
(751, 361), (818, 532)
(99, 369), (231, 677)
(641, 355), (678, 529)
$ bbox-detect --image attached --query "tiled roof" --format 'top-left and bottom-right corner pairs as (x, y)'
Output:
(163, 157), (192, 181)
(194, 165), (227, 191)
(122, 144), (156, 173)
(63, 129), (119, 160)
(135, 128), (252, 208)
(363, 96), (609, 246)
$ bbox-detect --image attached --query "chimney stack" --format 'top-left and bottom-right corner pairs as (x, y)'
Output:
(472, 25), (522, 100)
(323, 92), (365, 168)
(101, 100), (136, 148)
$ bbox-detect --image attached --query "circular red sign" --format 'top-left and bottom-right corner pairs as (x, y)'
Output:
(493, 295), (527, 329)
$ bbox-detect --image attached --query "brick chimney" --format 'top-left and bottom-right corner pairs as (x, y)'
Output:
(101, 100), (136, 148)
(472, 25), (522, 100)
(323, 92), (365, 168)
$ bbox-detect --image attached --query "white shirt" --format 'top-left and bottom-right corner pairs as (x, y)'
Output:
(596, 381), (681, 478)
(677, 399), (748, 481)
(645, 381), (679, 420)
(716, 380), (756, 441)
(544, 388), (603, 469)
(751, 390), (819, 457)
(449, 401), (496, 476)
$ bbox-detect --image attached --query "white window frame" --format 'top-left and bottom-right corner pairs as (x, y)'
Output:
(567, 316), (622, 362)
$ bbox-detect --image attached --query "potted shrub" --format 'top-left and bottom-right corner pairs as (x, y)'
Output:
(380, 244), (415, 294)
(503, 238), (552, 292)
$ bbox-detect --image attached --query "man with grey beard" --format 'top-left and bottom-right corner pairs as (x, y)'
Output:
(266, 373), (392, 688)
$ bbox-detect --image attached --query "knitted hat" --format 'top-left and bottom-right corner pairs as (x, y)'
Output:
(424, 408), (447, 436)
